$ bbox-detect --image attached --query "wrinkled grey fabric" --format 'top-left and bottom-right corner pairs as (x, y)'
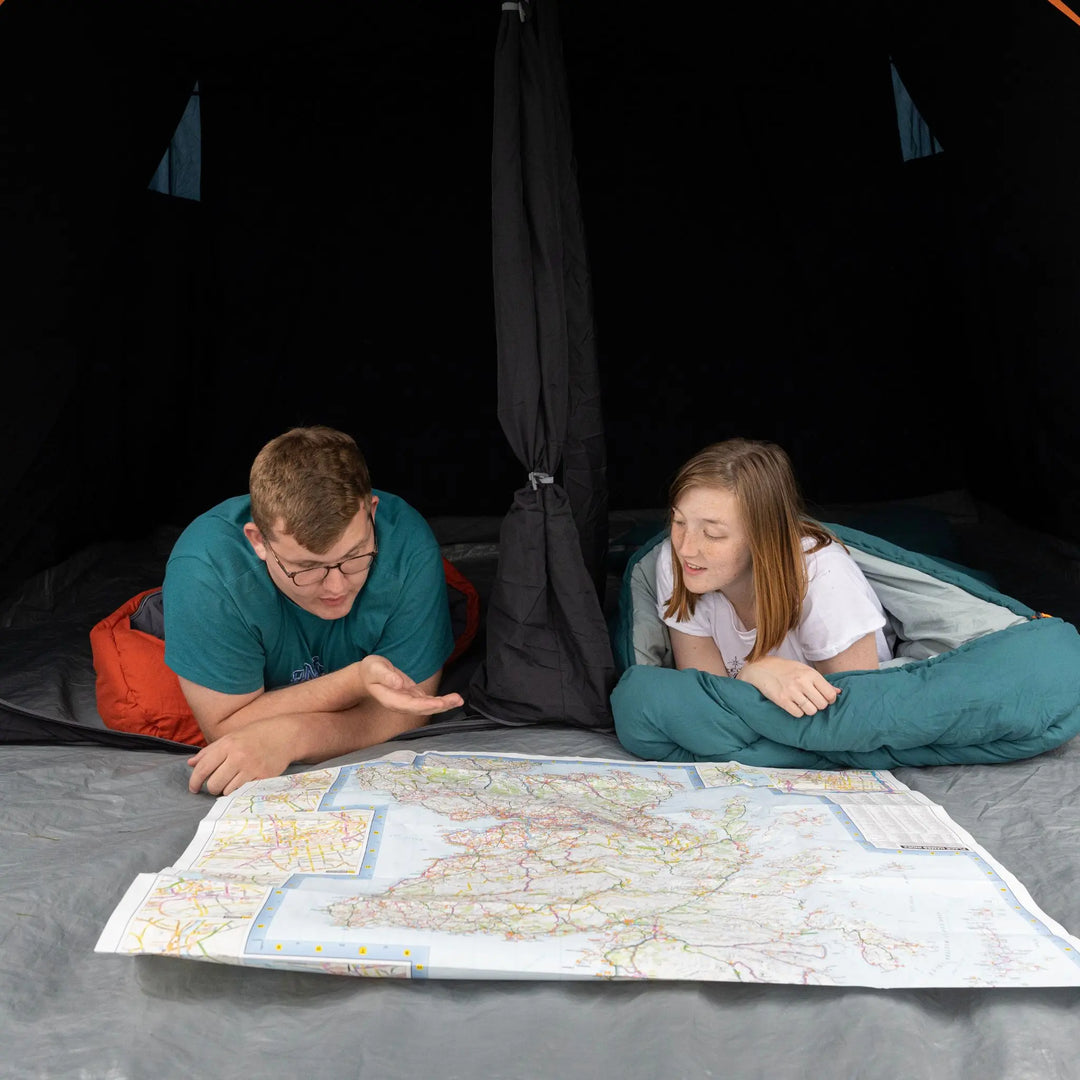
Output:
(4, 725), (1079, 1080)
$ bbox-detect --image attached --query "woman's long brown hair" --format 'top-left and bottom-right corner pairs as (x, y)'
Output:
(662, 439), (837, 662)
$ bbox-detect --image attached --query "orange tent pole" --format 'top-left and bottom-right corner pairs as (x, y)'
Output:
(1045, 0), (1080, 27)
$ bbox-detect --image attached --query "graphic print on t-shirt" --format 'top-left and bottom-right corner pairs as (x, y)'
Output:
(292, 656), (326, 683)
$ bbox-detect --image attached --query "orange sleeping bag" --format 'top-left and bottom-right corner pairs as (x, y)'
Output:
(90, 587), (206, 746)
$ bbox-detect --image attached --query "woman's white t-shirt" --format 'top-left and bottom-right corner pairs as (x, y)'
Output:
(655, 537), (893, 678)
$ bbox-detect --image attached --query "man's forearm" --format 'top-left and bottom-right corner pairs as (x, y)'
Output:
(209, 659), (442, 756)
(273, 700), (430, 764)
(185, 658), (460, 795)
(184, 699), (429, 796)
(212, 662), (369, 737)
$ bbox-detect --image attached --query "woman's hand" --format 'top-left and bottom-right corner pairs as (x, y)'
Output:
(737, 656), (840, 718)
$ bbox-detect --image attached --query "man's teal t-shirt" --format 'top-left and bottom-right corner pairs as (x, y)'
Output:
(162, 491), (454, 694)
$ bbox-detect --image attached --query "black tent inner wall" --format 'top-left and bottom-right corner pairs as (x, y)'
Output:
(2, 0), (1079, 607)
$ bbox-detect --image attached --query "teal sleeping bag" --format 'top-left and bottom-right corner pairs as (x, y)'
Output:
(610, 524), (1080, 768)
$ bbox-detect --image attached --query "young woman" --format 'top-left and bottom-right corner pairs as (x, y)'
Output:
(656, 439), (894, 718)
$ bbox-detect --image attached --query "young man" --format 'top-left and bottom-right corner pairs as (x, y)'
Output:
(163, 426), (463, 796)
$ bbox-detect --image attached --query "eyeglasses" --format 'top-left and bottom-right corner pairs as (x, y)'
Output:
(265, 514), (378, 587)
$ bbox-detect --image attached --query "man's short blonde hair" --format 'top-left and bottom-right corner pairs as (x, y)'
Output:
(249, 426), (372, 553)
